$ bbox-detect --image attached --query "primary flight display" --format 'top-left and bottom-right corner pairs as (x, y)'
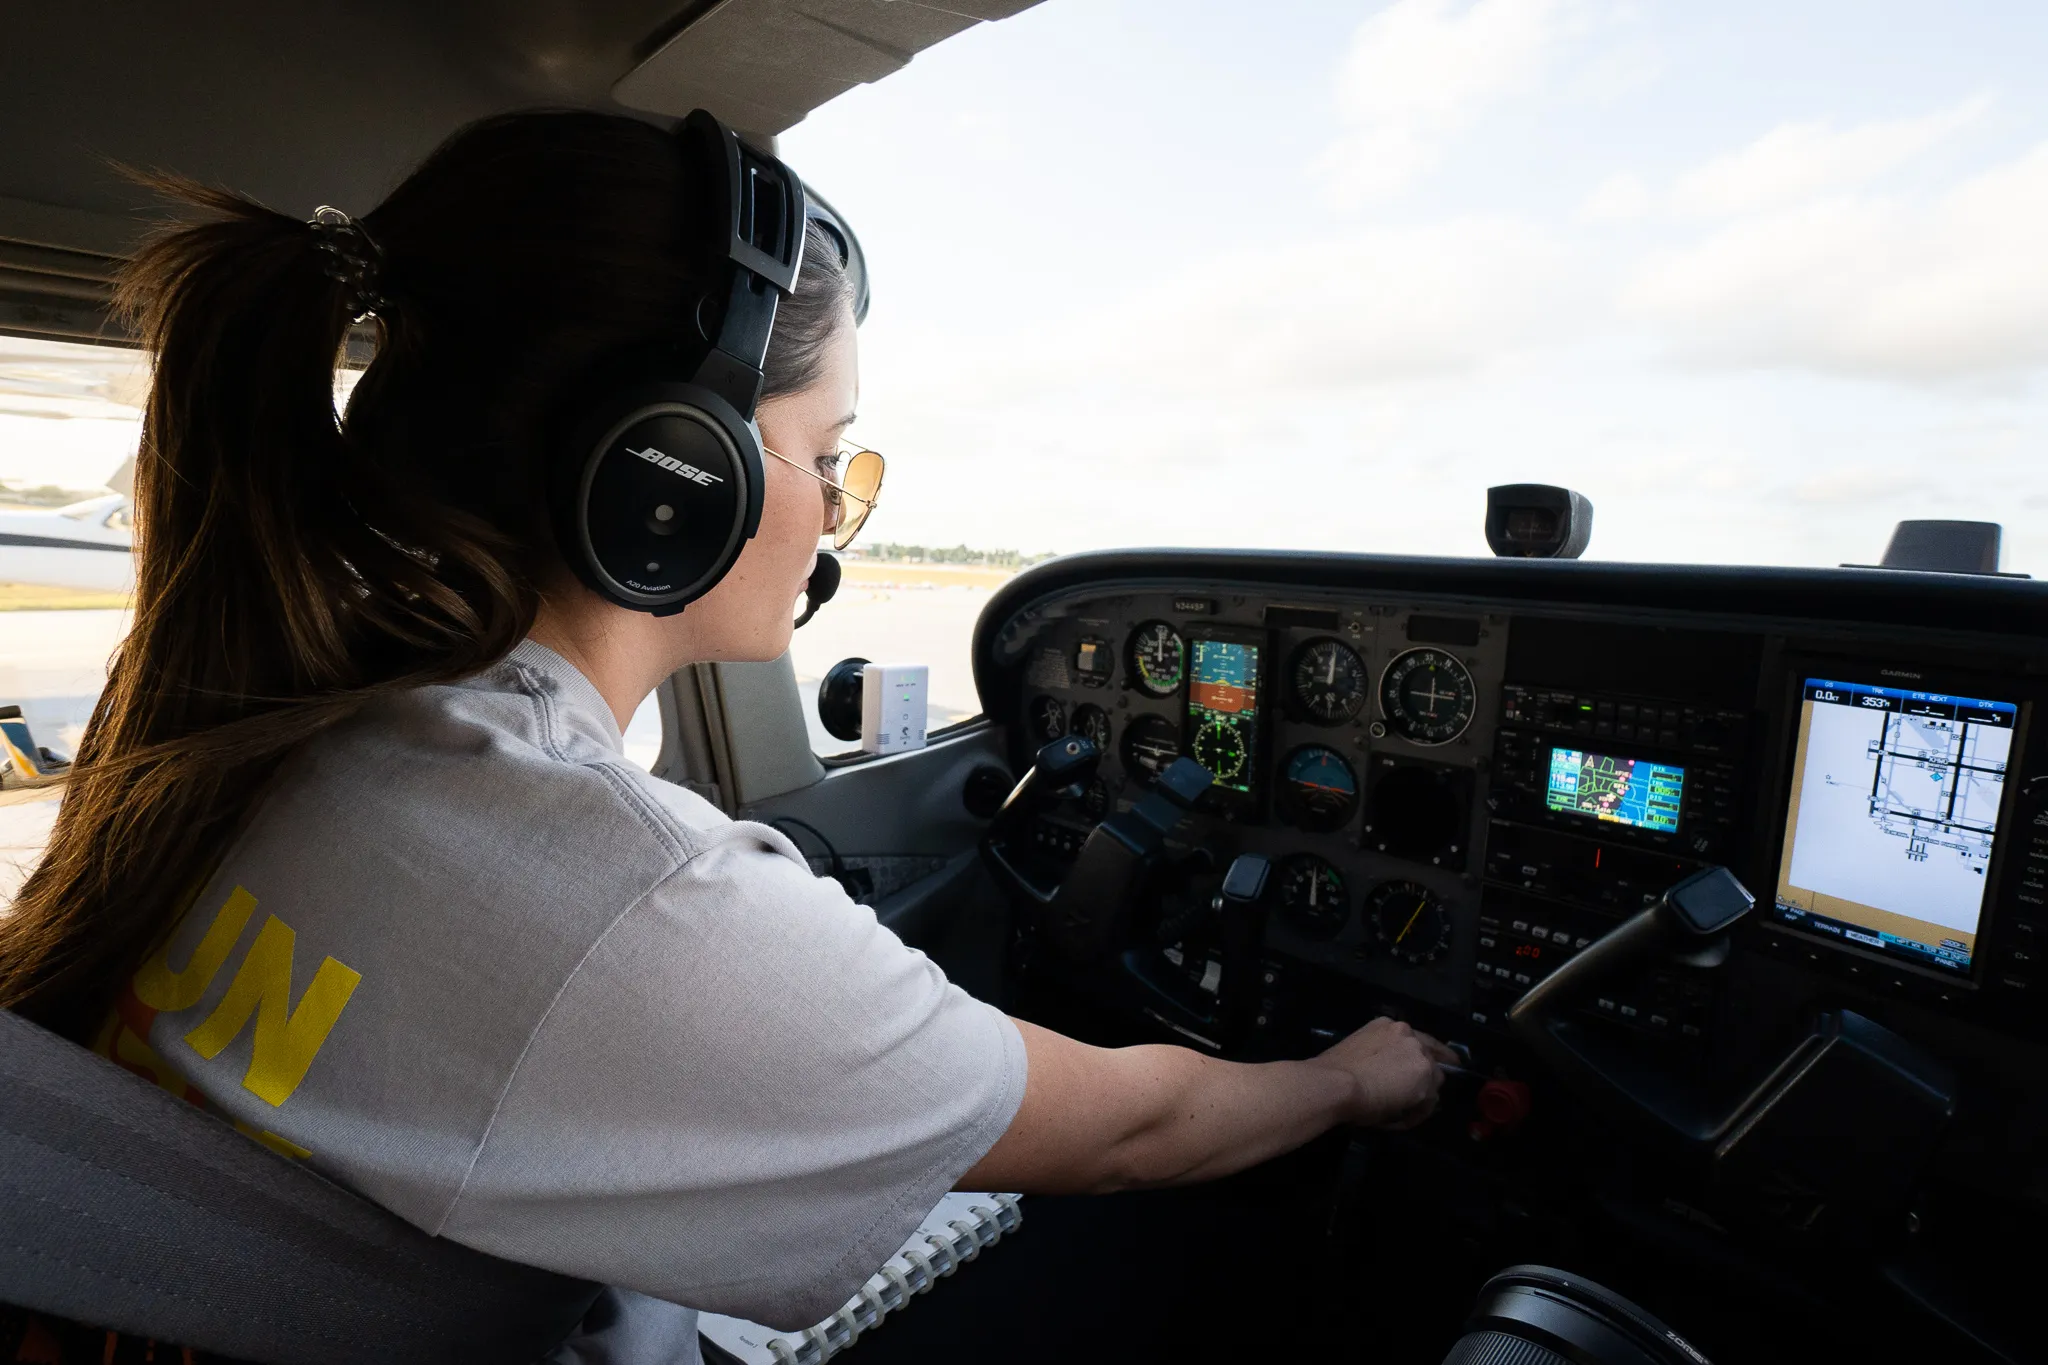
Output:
(1186, 638), (1261, 794)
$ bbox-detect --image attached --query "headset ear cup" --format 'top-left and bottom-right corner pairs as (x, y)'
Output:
(554, 380), (766, 615)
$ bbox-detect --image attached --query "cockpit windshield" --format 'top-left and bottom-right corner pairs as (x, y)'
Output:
(781, 1), (2048, 573)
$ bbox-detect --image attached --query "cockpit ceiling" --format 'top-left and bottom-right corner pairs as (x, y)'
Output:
(0, 0), (1042, 334)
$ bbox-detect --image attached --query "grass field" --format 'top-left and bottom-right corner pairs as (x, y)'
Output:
(0, 564), (1012, 607)
(838, 561), (1016, 590)
(0, 583), (132, 611)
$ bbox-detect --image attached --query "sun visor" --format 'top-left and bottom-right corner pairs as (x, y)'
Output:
(612, 0), (1047, 134)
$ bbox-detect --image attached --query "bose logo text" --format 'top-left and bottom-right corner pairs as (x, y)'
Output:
(628, 446), (724, 486)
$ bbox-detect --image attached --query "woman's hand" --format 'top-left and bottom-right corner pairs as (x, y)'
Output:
(959, 1015), (1461, 1196)
(1308, 1016), (1459, 1131)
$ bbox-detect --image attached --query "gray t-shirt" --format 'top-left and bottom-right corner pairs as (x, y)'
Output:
(101, 641), (1028, 1362)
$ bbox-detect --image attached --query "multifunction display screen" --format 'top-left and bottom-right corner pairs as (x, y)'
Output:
(1545, 747), (1685, 834)
(1186, 639), (1261, 795)
(1774, 678), (2016, 975)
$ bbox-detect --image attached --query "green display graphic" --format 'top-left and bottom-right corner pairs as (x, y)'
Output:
(1545, 747), (1684, 834)
(1186, 639), (1260, 794)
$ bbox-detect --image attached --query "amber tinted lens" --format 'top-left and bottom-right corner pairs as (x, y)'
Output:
(832, 447), (884, 549)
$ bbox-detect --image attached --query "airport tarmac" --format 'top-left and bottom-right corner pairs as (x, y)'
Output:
(1, 576), (997, 906)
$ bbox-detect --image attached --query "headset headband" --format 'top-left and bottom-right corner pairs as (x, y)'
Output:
(680, 110), (808, 421)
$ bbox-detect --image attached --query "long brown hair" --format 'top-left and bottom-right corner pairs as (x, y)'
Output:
(2, 111), (853, 1035)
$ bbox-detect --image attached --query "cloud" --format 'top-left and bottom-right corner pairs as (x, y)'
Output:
(1580, 172), (1651, 222)
(886, 217), (1578, 412)
(1624, 137), (2048, 381)
(1316, 0), (1573, 203)
(1132, 220), (1579, 390)
(1669, 95), (1992, 217)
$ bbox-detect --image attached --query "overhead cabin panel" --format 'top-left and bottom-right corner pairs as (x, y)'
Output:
(614, 0), (1042, 131)
(0, 0), (1044, 345)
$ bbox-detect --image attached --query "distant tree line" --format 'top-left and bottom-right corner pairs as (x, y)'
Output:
(0, 482), (103, 507)
(856, 542), (1058, 568)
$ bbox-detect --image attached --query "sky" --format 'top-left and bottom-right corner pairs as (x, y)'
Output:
(6, 1), (2048, 572)
(772, 0), (2048, 570)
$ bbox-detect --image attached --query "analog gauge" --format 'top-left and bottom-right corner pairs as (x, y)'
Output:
(1377, 647), (1477, 745)
(1121, 713), (1182, 783)
(1291, 638), (1368, 724)
(1278, 854), (1349, 939)
(1128, 621), (1186, 697)
(1366, 880), (1454, 964)
(1073, 637), (1115, 687)
(1189, 713), (1250, 787)
(1070, 703), (1112, 755)
(1279, 745), (1360, 833)
(1027, 695), (1067, 745)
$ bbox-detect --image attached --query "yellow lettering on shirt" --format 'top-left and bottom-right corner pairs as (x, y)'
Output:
(132, 885), (259, 1013)
(235, 1119), (314, 1160)
(184, 913), (362, 1107)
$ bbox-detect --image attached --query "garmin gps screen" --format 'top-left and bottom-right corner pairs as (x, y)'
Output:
(1186, 639), (1260, 795)
(1544, 747), (1685, 834)
(1773, 678), (2015, 974)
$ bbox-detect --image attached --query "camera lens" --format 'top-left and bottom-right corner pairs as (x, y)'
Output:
(1443, 1267), (1710, 1365)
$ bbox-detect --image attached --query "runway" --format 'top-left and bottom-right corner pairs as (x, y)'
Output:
(1, 576), (999, 906)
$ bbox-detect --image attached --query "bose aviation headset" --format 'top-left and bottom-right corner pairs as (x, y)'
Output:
(552, 109), (815, 617)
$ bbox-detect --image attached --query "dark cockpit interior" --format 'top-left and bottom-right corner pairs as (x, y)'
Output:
(4, 3), (2048, 1364)
(959, 541), (2048, 1362)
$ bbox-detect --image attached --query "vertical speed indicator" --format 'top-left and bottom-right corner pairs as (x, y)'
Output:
(1127, 621), (1186, 697)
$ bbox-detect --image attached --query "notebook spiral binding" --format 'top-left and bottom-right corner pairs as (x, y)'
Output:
(765, 1194), (1023, 1365)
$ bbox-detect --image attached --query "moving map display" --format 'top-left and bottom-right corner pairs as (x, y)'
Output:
(1774, 677), (2016, 974)
(1545, 747), (1685, 834)
(1186, 638), (1260, 794)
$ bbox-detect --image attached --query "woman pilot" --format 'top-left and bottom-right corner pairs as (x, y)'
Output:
(0, 109), (1453, 1362)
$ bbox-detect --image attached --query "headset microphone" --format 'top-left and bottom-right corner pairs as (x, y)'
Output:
(794, 550), (841, 628)
(552, 110), (807, 616)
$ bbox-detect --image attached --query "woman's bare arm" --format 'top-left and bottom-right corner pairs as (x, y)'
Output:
(959, 1015), (1455, 1195)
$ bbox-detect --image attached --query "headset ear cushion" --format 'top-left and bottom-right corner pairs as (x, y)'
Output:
(560, 382), (765, 614)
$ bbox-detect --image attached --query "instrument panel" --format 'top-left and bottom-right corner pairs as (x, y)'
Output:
(980, 557), (2048, 1058)
(1011, 593), (1511, 1017)
(971, 551), (2048, 1363)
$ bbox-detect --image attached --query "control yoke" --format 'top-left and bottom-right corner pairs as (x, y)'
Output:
(1512, 866), (1958, 1239)
(1509, 867), (1754, 1141)
(982, 736), (1214, 960)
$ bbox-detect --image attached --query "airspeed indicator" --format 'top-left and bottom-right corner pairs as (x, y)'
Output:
(1128, 621), (1186, 697)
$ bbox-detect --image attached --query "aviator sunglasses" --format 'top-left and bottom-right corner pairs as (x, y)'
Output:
(762, 438), (885, 550)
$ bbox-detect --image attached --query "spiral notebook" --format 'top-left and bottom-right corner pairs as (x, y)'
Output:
(698, 1192), (1023, 1365)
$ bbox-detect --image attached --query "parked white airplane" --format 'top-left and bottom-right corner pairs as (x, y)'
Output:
(0, 458), (134, 594)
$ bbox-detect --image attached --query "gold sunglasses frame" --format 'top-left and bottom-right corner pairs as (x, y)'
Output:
(762, 439), (884, 550)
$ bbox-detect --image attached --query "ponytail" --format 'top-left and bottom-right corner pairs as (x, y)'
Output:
(0, 180), (530, 1031)
(0, 110), (845, 1033)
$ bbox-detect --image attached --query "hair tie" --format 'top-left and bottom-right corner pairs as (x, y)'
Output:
(308, 206), (388, 322)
